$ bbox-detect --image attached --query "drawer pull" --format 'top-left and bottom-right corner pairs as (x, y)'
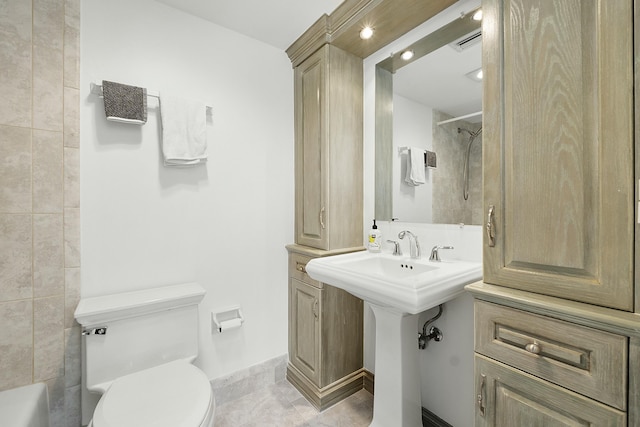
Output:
(525, 342), (541, 355)
(296, 262), (307, 273)
(319, 207), (326, 229)
(486, 205), (496, 247)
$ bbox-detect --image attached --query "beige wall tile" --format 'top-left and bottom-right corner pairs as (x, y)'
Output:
(0, 299), (33, 391)
(0, 214), (32, 301)
(33, 0), (64, 51)
(64, 267), (80, 328)
(33, 214), (65, 298)
(64, 207), (80, 267)
(0, 1), (32, 127)
(0, 126), (32, 212)
(64, 0), (80, 89)
(33, 44), (64, 131)
(34, 296), (65, 381)
(63, 88), (80, 147)
(64, 147), (79, 208)
(33, 130), (64, 213)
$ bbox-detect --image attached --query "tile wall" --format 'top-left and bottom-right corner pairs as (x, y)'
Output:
(432, 110), (483, 225)
(0, 0), (81, 425)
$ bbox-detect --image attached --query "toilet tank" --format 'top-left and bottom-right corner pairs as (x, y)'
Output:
(74, 282), (206, 392)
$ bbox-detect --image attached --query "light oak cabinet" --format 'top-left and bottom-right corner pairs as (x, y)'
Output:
(475, 354), (626, 426)
(475, 301), (627, 412)
(469, 0), (638, 424)
(286, 247), (364, 410)
(294, 44), (363, 251)
(482, 0), (634, 310)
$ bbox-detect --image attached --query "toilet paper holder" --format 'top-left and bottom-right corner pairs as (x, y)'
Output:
(211, 306), (244, 333)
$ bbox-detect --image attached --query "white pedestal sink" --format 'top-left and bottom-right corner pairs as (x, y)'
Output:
(306, 251), (481, 427)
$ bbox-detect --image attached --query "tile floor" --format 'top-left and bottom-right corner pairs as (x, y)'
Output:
(214, 380), (374, 427)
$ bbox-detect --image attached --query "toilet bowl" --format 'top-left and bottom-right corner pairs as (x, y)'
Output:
(75, 283), (214, 427)
(89, 361), (214, 427)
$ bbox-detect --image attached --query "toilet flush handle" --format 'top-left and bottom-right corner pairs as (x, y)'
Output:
(82, 326), (108, 336)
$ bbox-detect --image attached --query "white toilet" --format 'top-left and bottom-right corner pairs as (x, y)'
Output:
(74, 282), (215, 427)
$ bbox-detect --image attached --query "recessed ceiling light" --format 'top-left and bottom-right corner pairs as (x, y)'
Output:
(400, 50), (414, 61)
(465, 67), (483, 82)
(472, 10), (483, 21)
(360, 26), (374, 40)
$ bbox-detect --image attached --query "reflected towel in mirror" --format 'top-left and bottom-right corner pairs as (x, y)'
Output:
(405, 147), (426, 186)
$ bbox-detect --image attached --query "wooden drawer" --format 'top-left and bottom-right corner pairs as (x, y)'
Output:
(289, 252), (322, 288)
(475, 300), (627, 410)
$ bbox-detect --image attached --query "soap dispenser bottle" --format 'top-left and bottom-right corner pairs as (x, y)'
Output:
(368, 220), (382, 252)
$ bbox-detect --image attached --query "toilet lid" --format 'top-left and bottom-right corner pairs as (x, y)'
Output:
(92, 360), (212, 427)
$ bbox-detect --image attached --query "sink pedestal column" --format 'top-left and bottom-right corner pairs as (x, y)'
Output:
(369, 304), (422, 427)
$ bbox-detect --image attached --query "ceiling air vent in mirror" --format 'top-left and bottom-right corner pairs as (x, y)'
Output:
(448, 30), (482, 52)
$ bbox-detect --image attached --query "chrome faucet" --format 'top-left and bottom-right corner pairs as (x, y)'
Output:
(429, 245), (454, 262)
(398, 230), (421, 259)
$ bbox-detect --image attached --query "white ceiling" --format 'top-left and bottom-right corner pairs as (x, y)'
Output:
(154, 0), (344, 50)
(154, 0), (481, 120)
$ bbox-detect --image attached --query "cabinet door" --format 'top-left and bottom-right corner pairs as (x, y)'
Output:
(483, 0), (634, 310)
(295, 47), (328, 249)
(475, 355), (626, 426)
(289, 278), (321, 384)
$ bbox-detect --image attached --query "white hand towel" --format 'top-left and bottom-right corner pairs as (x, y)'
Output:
(160, 94), (207, 166)
(405, 147), (426, 186)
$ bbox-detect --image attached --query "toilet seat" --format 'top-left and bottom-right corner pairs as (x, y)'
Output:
(92, 360), (214, 427)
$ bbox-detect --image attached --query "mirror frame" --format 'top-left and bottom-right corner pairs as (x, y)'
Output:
(374, 7), (482, 222)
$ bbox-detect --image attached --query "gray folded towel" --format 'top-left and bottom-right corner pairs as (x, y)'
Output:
(102, 80), (147, 124)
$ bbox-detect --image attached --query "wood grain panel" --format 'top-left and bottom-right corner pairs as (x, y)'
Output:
(296, 51), (325, 247)
(289, 278), (321, 384)
(321, 284), (363, 386)
(483, 0), (634, 310)
(326, 45), (363, 250)
(330, 0), (457, 59)
(475, 355), (626, 426)
(475, 300), (627, 410)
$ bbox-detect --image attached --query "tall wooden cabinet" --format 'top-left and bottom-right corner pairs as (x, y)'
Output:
(467, 0), (639, 424)
(294, 43), (363, 250)
(482, 0), (634, 311)
(286, 30), (365, 409)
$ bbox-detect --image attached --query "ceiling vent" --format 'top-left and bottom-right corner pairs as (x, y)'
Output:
(448, 30), (482, 52)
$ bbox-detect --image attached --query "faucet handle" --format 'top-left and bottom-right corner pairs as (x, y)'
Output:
(429, 245), (454, 262)
(387, 240), (402, 256)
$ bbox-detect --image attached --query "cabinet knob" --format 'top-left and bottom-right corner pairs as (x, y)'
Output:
(296, 263), (306, 273)
(525, 342), (541, 355)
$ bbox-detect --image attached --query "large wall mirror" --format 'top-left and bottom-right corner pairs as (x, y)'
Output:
(375, 7), (482, 224)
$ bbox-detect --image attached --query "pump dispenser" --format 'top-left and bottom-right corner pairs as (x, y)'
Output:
(368, 219), (382, 252)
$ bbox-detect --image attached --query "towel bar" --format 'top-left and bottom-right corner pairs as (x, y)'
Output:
(90, 82), (213, 113)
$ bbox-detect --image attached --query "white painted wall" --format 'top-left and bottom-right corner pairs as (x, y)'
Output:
(80, 0), (294, 380)
(363, 1), (481, 426)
